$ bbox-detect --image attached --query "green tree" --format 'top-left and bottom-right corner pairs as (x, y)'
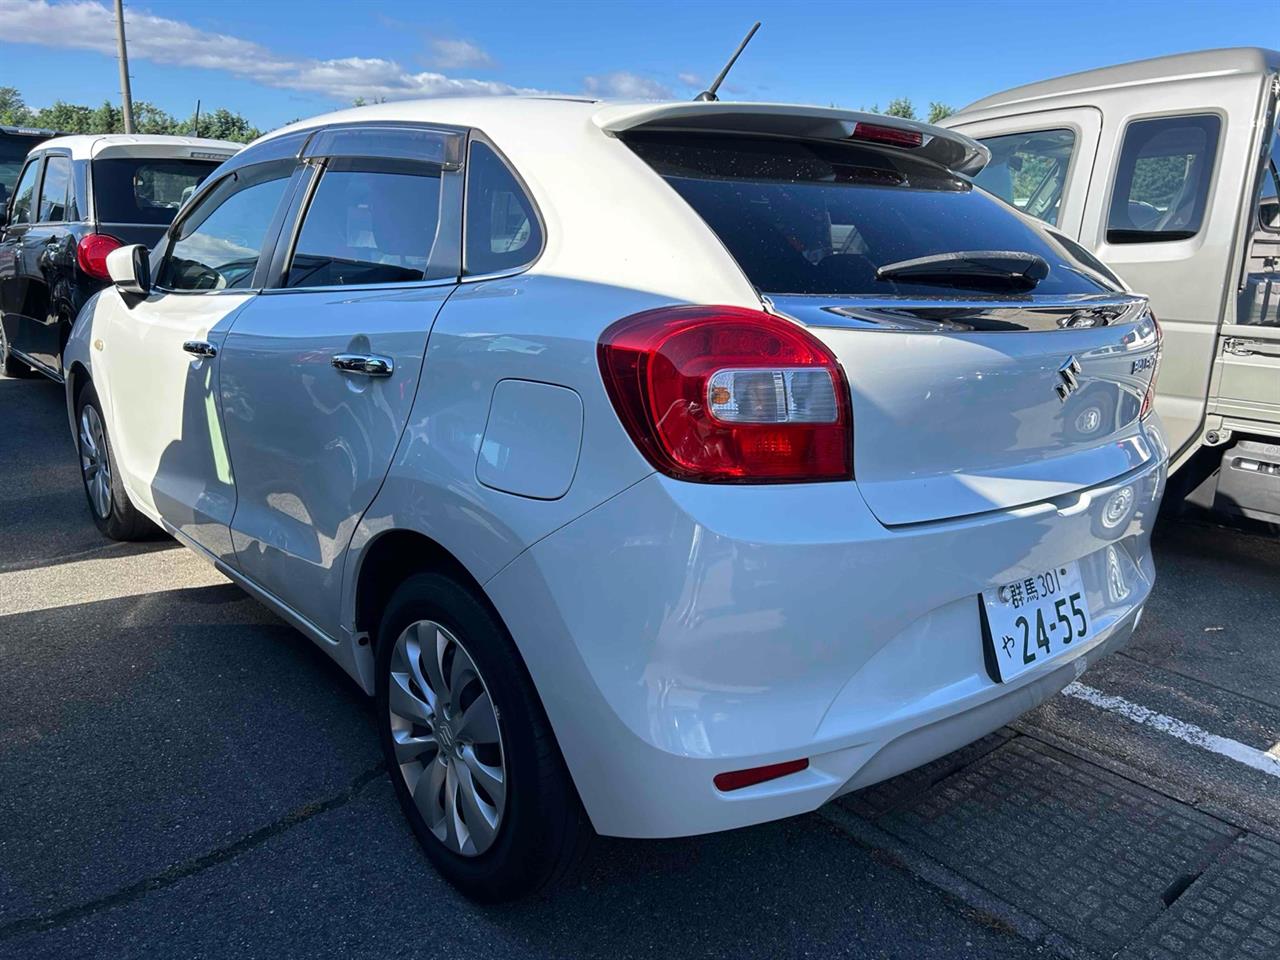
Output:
(0, 87), (34, 126)
(927, 101), (954, 124)
(187, 107), (261, 143)
(884, 97), (916, 120)
(31, 101), (97, 133)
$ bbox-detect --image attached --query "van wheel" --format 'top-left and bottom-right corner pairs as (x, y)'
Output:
(375, 572), (589, 902)
(75, 382), (157, 541)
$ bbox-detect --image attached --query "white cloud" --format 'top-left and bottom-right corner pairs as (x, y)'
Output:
(0, 1), (543, 102)
(677, 72), (703, 87)
(582, 71), (672, 100)
(427, 38), (493, 70)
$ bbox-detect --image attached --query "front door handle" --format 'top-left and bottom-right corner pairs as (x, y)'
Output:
(182, 340), (218, 358)
(331, 353), (394, 377)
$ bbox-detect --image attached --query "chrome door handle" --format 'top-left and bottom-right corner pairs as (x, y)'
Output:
(331, 353), (394, 377)
(182, 340), (218, 358)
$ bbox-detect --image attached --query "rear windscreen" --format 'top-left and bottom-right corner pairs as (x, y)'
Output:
(625, 132), (1113, 298)
(92, 158), (221, 225)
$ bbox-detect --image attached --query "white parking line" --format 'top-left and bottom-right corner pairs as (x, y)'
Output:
(1062, 681), (1280, 780)
(0, 549), (228, 618)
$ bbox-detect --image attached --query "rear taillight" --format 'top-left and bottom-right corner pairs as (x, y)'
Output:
(598, 306), (853, 483)
(851, 121), (924, 149)
(77, 234), (123, 281)
(1140, 311), (1163, 420)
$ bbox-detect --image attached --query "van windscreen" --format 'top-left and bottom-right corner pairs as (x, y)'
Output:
(625, 132), (1113, 298)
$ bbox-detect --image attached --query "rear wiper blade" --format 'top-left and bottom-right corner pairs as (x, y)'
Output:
(876, 250), (1050, 290)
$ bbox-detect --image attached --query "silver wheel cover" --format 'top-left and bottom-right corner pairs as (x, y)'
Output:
(388, 620), (506, 857)
(79, 405), (112, 520)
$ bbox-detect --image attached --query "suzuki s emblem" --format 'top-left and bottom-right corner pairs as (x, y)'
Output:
(1055, 356), (1083, 402)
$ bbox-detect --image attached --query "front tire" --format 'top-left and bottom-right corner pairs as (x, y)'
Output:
(75, 382), (157, 541)
(375, 572), (588, 902)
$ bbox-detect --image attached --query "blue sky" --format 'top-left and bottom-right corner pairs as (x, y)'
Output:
(0, 0), (1267, 129)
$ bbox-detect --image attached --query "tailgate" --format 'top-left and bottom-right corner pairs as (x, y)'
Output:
(771, 295), (1161, 525)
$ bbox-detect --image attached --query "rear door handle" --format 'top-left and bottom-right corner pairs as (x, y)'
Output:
(332, 353), (394, 377)
(182, 340), (218, 358)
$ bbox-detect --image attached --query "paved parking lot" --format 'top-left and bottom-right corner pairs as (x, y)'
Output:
(2, 372), (1277, 960)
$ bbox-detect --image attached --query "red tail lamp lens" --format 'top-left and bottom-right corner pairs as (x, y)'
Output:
(598, 306), (853, 483)
(851, 122), (924, 149)
(714, 758), (810, 792)
(77, 234), (123, 281)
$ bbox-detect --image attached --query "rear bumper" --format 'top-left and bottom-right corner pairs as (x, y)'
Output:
(485, 420), (1168, 838)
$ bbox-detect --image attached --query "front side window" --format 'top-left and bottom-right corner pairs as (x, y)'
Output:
(8, 159), (40, 226)
(93, 158), (221, 226)
(38, 155), (72, 222)
(157, 164), (292, 291)
(1107, 114), (1220, 244)
(973, 129), (1075, 225)
(285, 159), (441, 288)
(464, 141), (541, 276)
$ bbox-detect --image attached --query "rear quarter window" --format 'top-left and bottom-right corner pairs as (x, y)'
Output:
(625, 132), (1114, 298)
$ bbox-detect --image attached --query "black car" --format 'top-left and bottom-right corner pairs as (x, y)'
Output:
(0, 135), (237, 380)
(0, 124), (64, 210)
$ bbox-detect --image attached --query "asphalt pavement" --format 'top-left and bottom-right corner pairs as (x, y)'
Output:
(2, 370), (1277, 960)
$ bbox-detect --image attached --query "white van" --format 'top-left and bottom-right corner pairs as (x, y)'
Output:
(944, 48), (1280, 522)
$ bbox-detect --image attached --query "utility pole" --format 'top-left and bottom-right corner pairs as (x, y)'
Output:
(114, 0), (135, 133)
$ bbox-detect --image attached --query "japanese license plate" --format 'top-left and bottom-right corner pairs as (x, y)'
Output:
(981, 562), (1093, 683)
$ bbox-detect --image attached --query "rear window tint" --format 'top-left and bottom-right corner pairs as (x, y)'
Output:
(625, 132), (1112, 297)
(93, 158), (221, 225)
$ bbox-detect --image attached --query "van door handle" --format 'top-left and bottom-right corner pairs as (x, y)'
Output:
(182, 340), (218, 358)
(331, 353), (394, 377)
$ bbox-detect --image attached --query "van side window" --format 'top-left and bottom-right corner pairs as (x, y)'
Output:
(1240, 116), (1280, 326)
(157, 163), (293, 292)
(464, 141), (541, 276)
(9, 159), (40, 226)
(1107, 115), (1220, 244)
(1256, 119), (1280, 232)
(973, 129), (1075, 226)
(38, 156), (72, 223)
(285, 159), (441, 288)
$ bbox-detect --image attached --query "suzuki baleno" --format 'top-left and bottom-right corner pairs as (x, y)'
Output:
(64, 97), (1167, 900)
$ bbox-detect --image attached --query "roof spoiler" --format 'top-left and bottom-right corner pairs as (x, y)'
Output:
(593, 101), (990, 176)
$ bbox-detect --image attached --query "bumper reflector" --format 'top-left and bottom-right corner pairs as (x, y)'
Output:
(714, 758), (809, 792)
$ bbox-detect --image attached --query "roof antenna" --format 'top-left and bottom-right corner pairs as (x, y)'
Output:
(694, 21), (760, 102)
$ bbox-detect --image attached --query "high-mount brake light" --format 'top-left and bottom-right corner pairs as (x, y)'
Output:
(77, 234), (123, 282)
(850, 122), (924, 149)
(598, 306), (853, 483)
(1140, 311), (1163, 420)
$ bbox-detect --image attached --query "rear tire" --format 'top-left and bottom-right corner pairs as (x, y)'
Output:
(75, 382), (157, 541)
(1, 326), (33, 378)
(375, 572), (589, 902)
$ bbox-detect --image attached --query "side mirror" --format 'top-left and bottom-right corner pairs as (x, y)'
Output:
(105, 244), (151, 298)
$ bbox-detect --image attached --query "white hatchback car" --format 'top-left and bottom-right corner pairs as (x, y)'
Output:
(66, 97), (1167, 900)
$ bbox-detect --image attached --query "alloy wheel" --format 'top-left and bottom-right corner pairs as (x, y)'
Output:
(388, 620), (506, 857)
(79, 405), (112, 519)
